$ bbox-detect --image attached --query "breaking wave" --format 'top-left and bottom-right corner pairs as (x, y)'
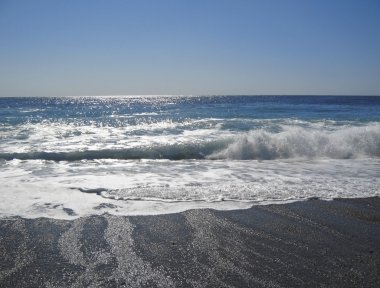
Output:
(209, 124), (380, 160)
(0, 142), (226, 161)
(1, 124), (379, 161)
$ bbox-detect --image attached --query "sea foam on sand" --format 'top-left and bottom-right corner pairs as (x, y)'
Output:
(1, 158), (379, 219)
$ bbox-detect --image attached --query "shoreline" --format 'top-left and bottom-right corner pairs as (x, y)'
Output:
(1, 197), (379, 287)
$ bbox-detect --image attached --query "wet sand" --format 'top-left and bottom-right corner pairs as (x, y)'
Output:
(0, 197), (379, 287)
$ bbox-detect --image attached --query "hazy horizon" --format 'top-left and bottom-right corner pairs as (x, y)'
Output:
(1, 94), (380, 98)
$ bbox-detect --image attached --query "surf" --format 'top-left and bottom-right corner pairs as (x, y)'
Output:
(1, 123), (379, 161)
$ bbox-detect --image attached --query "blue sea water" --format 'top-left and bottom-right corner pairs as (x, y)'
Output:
(0, 96), (379, 218)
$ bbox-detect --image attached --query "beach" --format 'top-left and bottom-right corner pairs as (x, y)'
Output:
(0, 96), (379, 287)
(1, 197), (379, 287)
(1, 0), (380, 284)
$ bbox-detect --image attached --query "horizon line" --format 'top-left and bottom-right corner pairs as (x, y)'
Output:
(1, 94), (380, 98)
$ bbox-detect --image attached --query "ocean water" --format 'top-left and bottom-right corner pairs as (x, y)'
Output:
(0, 95), (379, 219)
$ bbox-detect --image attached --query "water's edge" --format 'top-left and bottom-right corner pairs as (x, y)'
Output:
(1, 196), (379, 287)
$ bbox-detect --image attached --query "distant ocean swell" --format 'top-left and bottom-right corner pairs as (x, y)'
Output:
(1, 124), (379, 161)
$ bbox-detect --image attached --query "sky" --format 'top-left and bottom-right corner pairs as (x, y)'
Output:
(0, 0), (380, 96)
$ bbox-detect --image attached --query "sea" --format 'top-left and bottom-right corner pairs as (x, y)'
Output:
(0, 95), (379, 219)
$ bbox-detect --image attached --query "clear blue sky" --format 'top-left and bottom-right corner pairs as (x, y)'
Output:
(0, 0), (379, 96)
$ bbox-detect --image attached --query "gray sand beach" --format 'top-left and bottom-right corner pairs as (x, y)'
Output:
(1, 197), (379, 287)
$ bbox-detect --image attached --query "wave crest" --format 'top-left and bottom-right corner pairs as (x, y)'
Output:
(0, 141), (226, 161)
(1, 124), (379, 161)
(208, 124), (380, 160)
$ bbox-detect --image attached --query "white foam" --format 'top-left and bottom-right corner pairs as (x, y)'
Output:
(0, 118), (234, 154)
(209, 123), (380, 160)
(2, 121), (379, 161)
(0, 158), (379, 219)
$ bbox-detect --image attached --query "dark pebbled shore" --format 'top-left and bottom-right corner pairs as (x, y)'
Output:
(1, 197), (379, 288)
